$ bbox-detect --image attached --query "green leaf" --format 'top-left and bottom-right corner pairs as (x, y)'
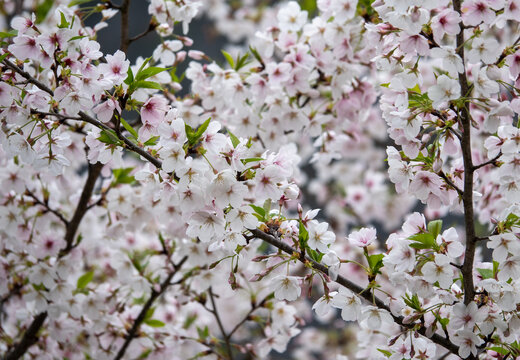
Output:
(367, 253), (384, 275)
(228, 130), (240, 148)
(77, 271), (94, 289)
(249, 46), (263, 65)
(193, 118), (211, 141)
(144, 319), (165, 328)
(58, 11), (71, 29)
(235, 53), (251, 71)
(427, 220), (443, 238)
(0, 31), (16, 38)
(143, 136), (160, 146)
(308, 248), (324, 263)
(68, 35), (87, 42)
(132, 80), (163, 91)
(249, 204), (266, 220)
(120, 117), (138, 140)
(144, 307), (156, 321)
(69, 0), (94, 7)
(408, 233), (436, 248)
(403, 293), (422, 311)
(186, 118), (211, 146)
(493, 260), (499, 277)
(242, 157), (263, 164)
(299, 220), (309, 249)
(136, 66), (168, 81)
(183, 313), (198, 329)
(477, 268), (494, 280)
(377, 349), (392, 357)
(124, 67), (134, 86)
(196, 326), (209, 340)
(98, 129), (122, 145)
(112, 167), (135, 185)
(409, 242), (434, 250)
(221, 50), (235, 68)
(35, 0), (54, 23)
(137, 56), (152, 75)
(263, 199), (272, 216)
(300, 0), (317, 13)
(0, 53), (9, 63)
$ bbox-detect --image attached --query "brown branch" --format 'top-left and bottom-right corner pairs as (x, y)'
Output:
(61, 162), (103, 255)
(129, 21), (157, 43)
(77, 111), (163, 169)
(248, 228), (461, 357)
(25, 189), (69, 226)
(226, 296), (269, 339)
(472, 152), (502, 171)
(208, 287), (234, 360)
(4, 312), (47, 360)
(437, 171), (463, 196)
(2, 59), (54, 96)
(113, 256), (187, 360)
(4, 161), (104, 360)
(453, 0), (477, 310)
(120, 0), (131, 54)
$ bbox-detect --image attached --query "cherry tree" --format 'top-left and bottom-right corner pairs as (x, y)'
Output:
(0, 0), (520, 359)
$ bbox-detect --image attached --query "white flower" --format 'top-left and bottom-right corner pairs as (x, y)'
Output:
(428, 75), (461, 110)
(271, 275), (301, 301)
(347, 227), (376, 248)
(451, 329), (484, 358)
(307, 221), (335, 252)
(449, 301), (486, 331)
(422, 253), (454, 288)
(437, 228), (464, 259)
(277, 1), (307, 32)
(331, 288), (362, 321)
(360, 306), (394, 330)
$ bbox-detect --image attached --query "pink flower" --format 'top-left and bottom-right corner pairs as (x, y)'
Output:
(506, 51), (520, 79)
(92, 97), (122, 123)
(462, 0), (496, 26)
(431, 9), (461, 43)
(141, 96), (168, 127)
(348, 227), (377, 248)
(98, 50), (129, 84)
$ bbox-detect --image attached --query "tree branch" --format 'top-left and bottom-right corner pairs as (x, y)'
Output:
(208, 287), (234, 360)
(113, 256), (187, 360)
(452, 0), (477, 310)
(472, 152), (502, 171)
(248, 228), (461, 357)
(2, 59), (54, 96)
(25, 188), (69, 227)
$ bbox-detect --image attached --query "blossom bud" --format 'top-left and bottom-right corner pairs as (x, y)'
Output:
(284, 183), (299, 199)
(486, 65), (503, 81)
(432, 157), (443, 173)
(175, 50), (186, 63)
(188, 50), (205, 60)
(177, 35), (193, 46)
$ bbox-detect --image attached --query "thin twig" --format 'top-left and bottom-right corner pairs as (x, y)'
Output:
(453, 0), (477, 312)
(472, 152), (502, 171)
(2, 59), (54, 96)
(437, 171), (463, 196)
(113, 257), (187, 360)
(248, 228), (461, 356)
(208, 287), (234, 360)
(25, 188), (69, 226)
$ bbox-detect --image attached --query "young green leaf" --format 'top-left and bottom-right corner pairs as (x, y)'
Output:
(427, 220), (443, 238)
(120, 117), (138, 140)
(221, 50), (235, 68)
(144, 319), (165, 328)
(77, 271), (94, 289)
